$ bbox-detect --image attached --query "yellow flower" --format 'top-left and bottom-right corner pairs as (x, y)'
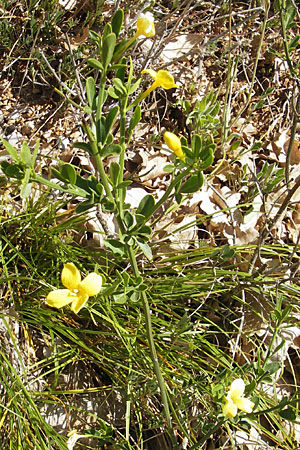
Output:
(134, 12), (155, 38)
(141, 69), (178, 99)
(67, 430), (85, 450)
(46, 263), (102, 314)
(222, 378), (254, 418)
(164, 131), (185, 160)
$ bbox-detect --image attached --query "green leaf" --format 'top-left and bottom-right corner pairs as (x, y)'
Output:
(265, 362), (281, 375)
(76, 199), (95, 213)
(138, 225), (152, 236)
(73, 142), (93, 155)
(105, 105), (119, 136)
(129, 291), (140, 302)
(105, 239), (127, 257)
(1, 161), (24, 179)
(20, 168), (32, 199)
(182, 145), (193, 159)
(51, 167), (67, 183)
(102, 23), (112, 40)
(20, 142), (32, 168)
(0, 137), (19, 162)
(102, 144), (122, 158)
(128, 78), (142, 95)
(200, 147), (214, 170)
(102, 200), (115, 212)
(192, 134), (202, 158)
(279, 408), (296, 421)
(230, 140), (242, 151)
(135, 214), (145, 225)
(128, 105), (141, 137)
(97, 117), (106, 144)
(288, 35), (299, 52)
(102, 33), (116, 69)
(116, 180), (132, 189)
(110, 162), (120, 186)
(222, 244), (235, 260)
(116, 57), (126, 81)
(136, 194), (155, 219)
(283, 2), (296, 28)
(86, 77), (96, 109)
(113, 77), (127, 96)
(163, 164), (175, 173)
(89, 30), (101, 48)
(87, 58), (103, 71)
(60, 163), (77, 185)
(136, 240), (152, 261)
(31, 138), (40, 167)
(109, 63), (126, 72)
(111, 9), (123, 37)
(250, 141), (262, 151)
(107, 86), (119, 99)
(113, 293), (128, 304)
(180, 173), (204, 193)
(124, 211), (134, 229)
(83, 106), (93, 115)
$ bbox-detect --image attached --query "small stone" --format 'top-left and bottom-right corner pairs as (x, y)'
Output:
(7, 131), (23, 146)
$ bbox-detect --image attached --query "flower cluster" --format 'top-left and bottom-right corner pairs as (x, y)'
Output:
(222, 378), (254, 418)
(46, 263), (102, 314)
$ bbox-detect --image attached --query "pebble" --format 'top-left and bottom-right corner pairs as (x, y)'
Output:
(7, 131), (23, 146)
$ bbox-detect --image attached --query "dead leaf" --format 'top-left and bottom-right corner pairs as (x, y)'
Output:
(160, 34), (203, 62)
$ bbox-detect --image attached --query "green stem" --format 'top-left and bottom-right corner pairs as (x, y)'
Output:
(146, 167), (191, 218)
(125, 359), (132, 441)
(89, 136), (178, 444)
(82, 121), (115, 204)
(279, 0), (298, 82)
(127, 84), (155, 111)
(118, 99), (128, 219)
(126, 245), (178, 448)
(96, 71), (107, 124)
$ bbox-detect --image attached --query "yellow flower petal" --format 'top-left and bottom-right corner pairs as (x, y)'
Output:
(164, 131), (185, 159)
(141, 68), (157, 80)
(46, 289), (73, 309)
(61, 263), (81, 290)
(136, 13), (155, 38)
(71, 292), (89, 314)
(228, 378), (245, 401)
(222, 399), (237, 418)
(235, 397), (255, 413)
(156, 70), (178, 89)
(79, 273), (102, 296)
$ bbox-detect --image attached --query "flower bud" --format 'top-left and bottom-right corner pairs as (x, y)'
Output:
(164, 131), (185, 159)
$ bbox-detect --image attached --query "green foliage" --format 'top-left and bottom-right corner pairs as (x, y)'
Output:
(179, 91), (221, 135)
(1, 2), (300, 449)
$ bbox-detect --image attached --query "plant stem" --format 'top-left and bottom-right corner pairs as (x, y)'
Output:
(82, 121), (115, 205)
(146, 167), (191, 218)
(126, 245), (178, 448)
(89, 125), (178, 444)
(117, 99), (128, 219)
